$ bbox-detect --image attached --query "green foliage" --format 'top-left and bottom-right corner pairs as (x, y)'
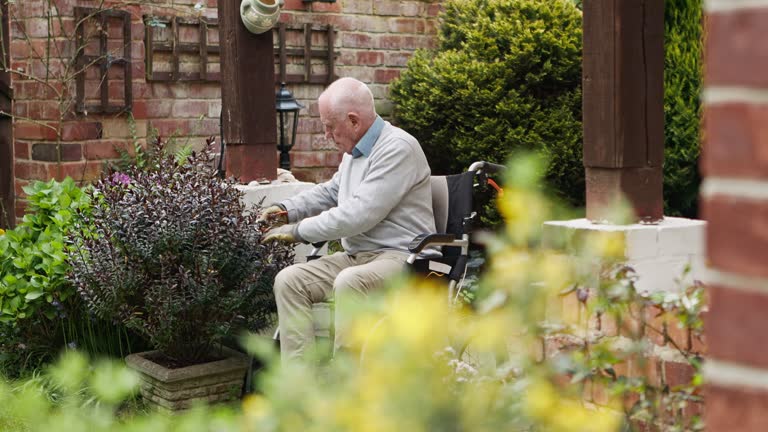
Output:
(68, 142), (295, 365)
(0, 154), (705, 432)
(0, 178), (90, 323)
(0, 179), (144, 378)
(391, 0), (585, 207)
(110, 117), (194, 174)
(663, 0), (703, 217)
(393, 0), (704, 217)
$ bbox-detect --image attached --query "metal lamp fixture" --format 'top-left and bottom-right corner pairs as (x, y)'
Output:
(275, 82), (304, 170)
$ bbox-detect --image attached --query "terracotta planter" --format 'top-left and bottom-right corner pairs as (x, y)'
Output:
(240, 0), (281, 34)
(125, 346), (249, 412)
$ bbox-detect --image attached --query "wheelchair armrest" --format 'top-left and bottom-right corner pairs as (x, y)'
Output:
(307, 241), (328, 261)
(408, 233), (458, 254)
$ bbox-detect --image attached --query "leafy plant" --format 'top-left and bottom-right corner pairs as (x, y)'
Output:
(391, 0), (585, 207)
(110, 117), (195, 174)
(68, 141), (294, 365)
(0, 179), (144, 378)
(0, 178), (90, 323)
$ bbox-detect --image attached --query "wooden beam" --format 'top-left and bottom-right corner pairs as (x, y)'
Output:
(218, 0), (277, 182)
(583, 0), (665, 222)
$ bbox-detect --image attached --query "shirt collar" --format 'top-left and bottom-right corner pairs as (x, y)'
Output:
(352, 116), (384, 158)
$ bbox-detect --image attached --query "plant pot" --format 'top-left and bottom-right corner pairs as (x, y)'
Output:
(240, 0), (281, 35)
(125, 346), (249, 412)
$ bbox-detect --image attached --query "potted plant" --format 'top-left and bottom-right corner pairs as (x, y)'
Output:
(67, 142), (293, 411)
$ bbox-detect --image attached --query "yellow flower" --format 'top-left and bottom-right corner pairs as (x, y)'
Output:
(585, 231), (626, 260)
(0, 228), (4, 236)
(524, 378), (621, 432)
(242, 394), (271, 420)
(498, 188), (549, 244)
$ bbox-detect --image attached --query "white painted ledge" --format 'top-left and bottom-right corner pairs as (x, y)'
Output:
(543, 217), (707, 294)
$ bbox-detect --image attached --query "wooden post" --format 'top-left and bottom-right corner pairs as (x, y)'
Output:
(218, 0), (277, 182)
(583, 0), (665, 223)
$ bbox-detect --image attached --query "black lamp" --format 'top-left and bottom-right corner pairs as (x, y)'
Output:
(275, 82), (304, 171)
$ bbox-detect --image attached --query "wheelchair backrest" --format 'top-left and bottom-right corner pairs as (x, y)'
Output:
(429, 171), (475, 238)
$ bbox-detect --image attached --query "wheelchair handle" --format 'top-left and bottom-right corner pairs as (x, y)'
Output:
(468, 161), (506, 175)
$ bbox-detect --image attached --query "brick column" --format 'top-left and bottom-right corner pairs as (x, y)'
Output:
(702, 2), (768, 431)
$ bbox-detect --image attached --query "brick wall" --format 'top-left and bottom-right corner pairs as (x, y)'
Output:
(701, 2), (768, 431)
(548, 288), (705, 427)
(277, 0), (441, 182)
(9, 0), (222, 219)
(8, 0), (442, 218)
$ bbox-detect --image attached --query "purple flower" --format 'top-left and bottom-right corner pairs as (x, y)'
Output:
(107, 172), (132, 186)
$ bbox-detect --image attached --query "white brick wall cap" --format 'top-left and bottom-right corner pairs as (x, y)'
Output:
(543, 217), (706, 233)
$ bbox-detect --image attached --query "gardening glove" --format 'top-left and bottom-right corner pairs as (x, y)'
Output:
(261, 224), (305, 244)
(257, 205), (288, 227)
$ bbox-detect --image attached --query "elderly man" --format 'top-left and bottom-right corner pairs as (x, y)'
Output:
(260, 77), (437, 361)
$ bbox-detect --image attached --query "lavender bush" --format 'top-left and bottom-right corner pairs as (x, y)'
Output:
(67, 143), (293, 365)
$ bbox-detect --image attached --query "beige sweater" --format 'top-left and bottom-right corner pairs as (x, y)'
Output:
(280, 121), (437, 256)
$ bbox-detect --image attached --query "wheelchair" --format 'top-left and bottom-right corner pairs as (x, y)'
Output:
(239, 161), (506, 393)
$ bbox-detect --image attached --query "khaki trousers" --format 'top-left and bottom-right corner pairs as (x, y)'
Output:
(273, 250), (408, 362)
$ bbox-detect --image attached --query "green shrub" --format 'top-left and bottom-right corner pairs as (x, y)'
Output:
(0, 178), (89, 323)
(0, 179), (145, 378)
(392, 0), (703, 217)
(391, 0), (584, 207)
(663, 0), (703, 218)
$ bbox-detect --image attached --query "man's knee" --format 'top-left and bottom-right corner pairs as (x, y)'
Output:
(273, 264), (303, 300)
(333, 267), (369, 298)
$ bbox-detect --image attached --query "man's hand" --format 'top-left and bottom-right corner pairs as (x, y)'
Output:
(261, 224), (303, 244)
(257, 205), (288, 227)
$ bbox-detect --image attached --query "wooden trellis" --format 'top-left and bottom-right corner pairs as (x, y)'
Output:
(274, 23), (338, 85)
(75, 7), (132, 114)
(144, 15), (220, 82)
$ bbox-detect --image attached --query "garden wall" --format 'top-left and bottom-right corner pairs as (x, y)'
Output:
(8, 0), (442, 220)
(551, 288), (705, 421)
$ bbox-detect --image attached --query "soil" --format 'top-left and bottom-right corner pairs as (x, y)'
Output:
(142, 351), (225, 369)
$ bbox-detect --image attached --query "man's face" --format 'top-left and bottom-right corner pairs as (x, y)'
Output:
(320, 102), (358, 154)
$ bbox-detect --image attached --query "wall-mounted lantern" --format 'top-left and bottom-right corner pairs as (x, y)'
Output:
(275, 82), (304, 170)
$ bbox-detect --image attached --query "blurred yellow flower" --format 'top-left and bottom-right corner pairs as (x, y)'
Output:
(525, 379), (621, 432)
(498, 187), (550, 244)
(242, 394), (271, 420)
(584, 230), (626, 260)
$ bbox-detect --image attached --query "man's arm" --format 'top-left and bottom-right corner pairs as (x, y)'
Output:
(279, 169), (341, 223)
(296, 139), (428, 243)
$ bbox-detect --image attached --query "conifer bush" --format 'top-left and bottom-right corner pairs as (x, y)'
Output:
(392, 0), (703, 216)
(663, 0), (703, 218)
(391, 0), (584, 206)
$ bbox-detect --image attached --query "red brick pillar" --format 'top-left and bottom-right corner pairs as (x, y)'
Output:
(702, 3), (768, 431)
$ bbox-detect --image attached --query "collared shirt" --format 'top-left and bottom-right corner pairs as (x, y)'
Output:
(351, 116), (384, 158)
